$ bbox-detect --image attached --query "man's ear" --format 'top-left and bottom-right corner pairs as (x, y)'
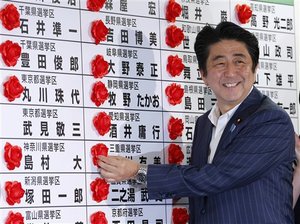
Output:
(253, 66), (258, 83)
(200, 70), (208, 86)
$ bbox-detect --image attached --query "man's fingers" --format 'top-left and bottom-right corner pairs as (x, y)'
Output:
(98, 158), (119, 174)
(99, 167), (116, 179)
(99, 155), (121, 167)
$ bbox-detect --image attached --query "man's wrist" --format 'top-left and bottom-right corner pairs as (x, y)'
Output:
(133, 164), (148, 185)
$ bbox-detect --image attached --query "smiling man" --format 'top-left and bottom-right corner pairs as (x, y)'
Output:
(99, 22), (295, 223)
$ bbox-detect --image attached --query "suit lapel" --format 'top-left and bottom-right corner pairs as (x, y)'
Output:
(214, 87), (266, 158)
(192, 115), (213, 167)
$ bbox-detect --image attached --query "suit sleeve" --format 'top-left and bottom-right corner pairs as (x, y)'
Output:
(147, 108), (295, 199)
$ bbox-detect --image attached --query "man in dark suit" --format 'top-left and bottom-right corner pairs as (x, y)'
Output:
(99, 22), (295, 223)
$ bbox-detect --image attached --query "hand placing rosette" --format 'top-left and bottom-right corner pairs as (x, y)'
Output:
(91, 143), (109, 168)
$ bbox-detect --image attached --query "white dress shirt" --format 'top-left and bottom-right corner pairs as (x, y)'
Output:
(207, 104), (239, 163)
(207, 87), (253, 163)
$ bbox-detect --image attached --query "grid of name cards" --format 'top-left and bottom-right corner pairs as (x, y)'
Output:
(0, 0), (298, 223)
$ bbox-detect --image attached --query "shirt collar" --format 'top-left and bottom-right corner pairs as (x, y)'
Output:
(208, 86), (253, 126)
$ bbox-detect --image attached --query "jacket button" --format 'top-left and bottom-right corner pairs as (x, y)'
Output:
(201, 209), (206, 214)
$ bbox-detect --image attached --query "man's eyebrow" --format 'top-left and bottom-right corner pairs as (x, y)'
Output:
(211, 55), (225, 61)
(233, 53), (247, 58)
(212, 53), (246, 61)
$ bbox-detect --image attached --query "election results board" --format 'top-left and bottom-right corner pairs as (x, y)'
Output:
(0, 0), (297, 223)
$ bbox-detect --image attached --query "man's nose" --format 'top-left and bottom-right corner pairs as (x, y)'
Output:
(224, 63), (236, 77)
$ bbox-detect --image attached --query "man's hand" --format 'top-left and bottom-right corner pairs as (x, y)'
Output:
(98, 155), (140, 182)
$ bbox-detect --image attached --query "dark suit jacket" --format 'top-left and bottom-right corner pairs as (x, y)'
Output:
(147, 87), (295, 223)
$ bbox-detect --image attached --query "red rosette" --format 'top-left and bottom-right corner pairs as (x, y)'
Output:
(91, 143), (109, 168)
(165, 83), (184, 106)
(167, 55), (184, 77)
(93, 111), (111, 136)
(91, 20), (108, 44)
(235, 4), (252, 24)
(168, 116), (184, 140)
(90, 177), (110, 203)
(166, 0), (182, 23)
(165, 25), (184, 48)
(5, 211), (24, 224)
(0, 4), (20, 31)
(0, 40), (21, 67)
(91, 54), (109, 78)
(4, 142), (22, 170)
(172, 207), (189, 224)
(87, 0), (106, 12)
(91, 81), (109, 107)
(168, 143), (184, 165)
(3, 75), (24, 102)
(5, 181), (25, 205)
(90, 211), (108, 224)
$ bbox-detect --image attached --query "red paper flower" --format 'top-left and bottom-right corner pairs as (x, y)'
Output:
(5, 211), (24, 224)
(168, 143), (184, 164)
(168, 116), (184, 140)
(0, 4), (20, 31)
(91, 143), (109, 168)
(0, 40), (21, 67)
(87, 0), (106, 12)
(4, 142), (22, 170)
(167, 55), (184, 77)
(166, 0), (182, 23)
(172, 207), (189, 224)
(91, 81), (109, 107)
(90, 177), (110, 203)
(166, 25), (184, 48)
(3, 75), (24, 102)
(91, 54), (109, 78)
(165, 83), (184, 105)
(90, 211), (108, 224)
(91, 20), (108, 44)
(93, 112), (111, 136)
(5, 181), (25, 205)
(235, 4), (252, 24)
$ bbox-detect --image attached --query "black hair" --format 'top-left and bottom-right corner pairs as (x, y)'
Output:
(194, 21), (259, 76)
